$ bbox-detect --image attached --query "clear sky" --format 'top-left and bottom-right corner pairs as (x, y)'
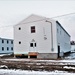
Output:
(0, 0), (75, 40)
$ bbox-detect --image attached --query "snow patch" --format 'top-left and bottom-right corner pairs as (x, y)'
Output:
(64, 66), (75, 69)
(0, 69), (75, 75)
(0, 65), (8, 69)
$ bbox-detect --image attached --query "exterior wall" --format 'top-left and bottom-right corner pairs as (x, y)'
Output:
(0, 38), (13, 54)
(56, 22), (71, 55)
(14, 15), (70, 59)
(14, 18), (57, 56)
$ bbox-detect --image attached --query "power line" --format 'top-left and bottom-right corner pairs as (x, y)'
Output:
(0, 12), (75, 28)
(50, 12), (75, 19)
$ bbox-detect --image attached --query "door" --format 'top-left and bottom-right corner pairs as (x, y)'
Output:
(58, 45), (60, 58)
(30, 42), (36, 52)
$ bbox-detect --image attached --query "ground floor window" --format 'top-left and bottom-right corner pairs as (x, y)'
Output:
(2, 47), (4, 51)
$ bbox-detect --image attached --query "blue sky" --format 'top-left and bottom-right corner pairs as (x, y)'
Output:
(0, 0), (75, 40)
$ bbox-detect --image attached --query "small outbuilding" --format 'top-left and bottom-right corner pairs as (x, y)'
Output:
(14, 14), (71, 59)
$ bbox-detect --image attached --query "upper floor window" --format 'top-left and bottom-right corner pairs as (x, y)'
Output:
(19, 27), (21, 30)
(11, 41), (13, 44)
(19, 41), (21, 44)
(2, 40), (4, 43)
(57, 29), (59, 33)
(7, 40), (9, 44)
(31, 26), (35, 33)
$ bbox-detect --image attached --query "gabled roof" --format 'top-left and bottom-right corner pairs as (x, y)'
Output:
(56, 21), (70, 37)
(16, 14), (47, 26)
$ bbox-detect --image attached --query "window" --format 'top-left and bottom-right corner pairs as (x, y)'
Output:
(7, 40), (9, 44)
(35, 43), (36, 47)
(60, 31), (61, 34)
(19, 41), (21, 44)
(11, 41), (13, 44)
(57, 29), (58, 33)
(30, 43), (33, 47)
(31, 26), (35, 33)
(7, 47), (9, 51)
(11, 47), (13, 50)
(2, 47), (4, 51)
(19, 27), (21, 30)
(2, 40), (4, 43)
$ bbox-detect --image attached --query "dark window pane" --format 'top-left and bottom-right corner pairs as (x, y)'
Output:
(7, 47), (9, 50)
(7, 40), (9, 44)
(35, 43), (36, 47)
(2, 47), (4, 51)
(2, 40), (4, 43)
(11, 47), (13, 50)
(31, 26), (35, 33)
(11, 41), (13, 44)
(30, 43), (33, 47)
(19, 27), (21, 30)
(19, 41), (21, 44)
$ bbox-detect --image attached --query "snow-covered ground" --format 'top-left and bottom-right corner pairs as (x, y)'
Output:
(0, 53), (75, 75)
(65, 53), (75, 60)
(0, 69), (75, 75)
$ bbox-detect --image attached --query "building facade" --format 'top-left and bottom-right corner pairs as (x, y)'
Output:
(14, 14), (71, 59)
(0, 38), (13, 54)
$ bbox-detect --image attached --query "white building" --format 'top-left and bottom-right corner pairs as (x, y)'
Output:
(0, 38), (13, 54)
(14, 14), (71, 59)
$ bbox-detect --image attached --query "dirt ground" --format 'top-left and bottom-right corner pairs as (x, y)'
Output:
(0, 53), (75, 73)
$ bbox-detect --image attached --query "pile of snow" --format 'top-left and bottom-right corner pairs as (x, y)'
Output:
(0, 69), (75, 75)
(64, 66), (75, 69)
(0, 65), (8, 69)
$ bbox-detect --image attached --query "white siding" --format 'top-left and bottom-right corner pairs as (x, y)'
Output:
(56, 22), (70, 53)
(14, 14), (70, 58)
(14, 18), (58, 54)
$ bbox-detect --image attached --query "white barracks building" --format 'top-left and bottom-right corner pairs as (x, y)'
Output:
(14, 14), (71, 59)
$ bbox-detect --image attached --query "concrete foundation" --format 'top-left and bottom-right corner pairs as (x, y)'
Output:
(37, 53), (58, 59)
